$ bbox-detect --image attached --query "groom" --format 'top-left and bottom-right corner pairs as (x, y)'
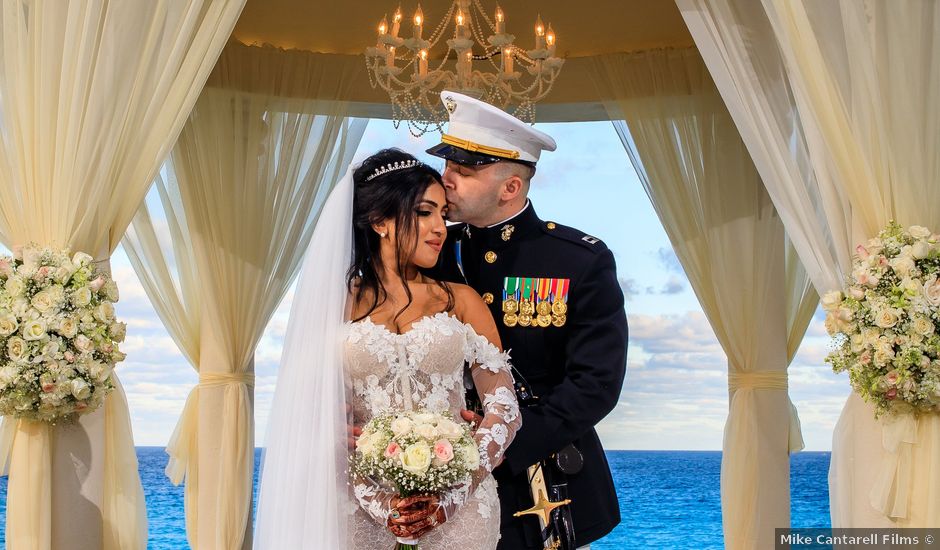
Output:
(421, 91), (628, 549)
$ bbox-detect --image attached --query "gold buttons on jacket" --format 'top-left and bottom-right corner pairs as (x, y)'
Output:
(482, 292), (494, 304)
(485, 251), (497, 263)
(546, 222), (557, 230)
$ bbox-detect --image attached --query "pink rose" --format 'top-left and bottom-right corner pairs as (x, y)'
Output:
(855, 245), (870, 259)
(860, 351), (872, 365)
(886, 387), (898, 400)
(885, 371), (899, 386)
(384, 442), (401, 458)
(64, 351), (75, 362)
(433, 439), (454, 463)
(34, 266), (51, 280)
(42, 383), (55, 393)
(74, 402), (87, 411)
(879, 256), (889, 267)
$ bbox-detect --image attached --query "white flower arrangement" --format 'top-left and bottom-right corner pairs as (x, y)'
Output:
(825, 222), (940, 417)
(351, 409), (478, 497)
(0, 245), (126, 422)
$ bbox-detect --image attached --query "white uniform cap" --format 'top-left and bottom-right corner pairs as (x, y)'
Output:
(426, 90), (557, 166)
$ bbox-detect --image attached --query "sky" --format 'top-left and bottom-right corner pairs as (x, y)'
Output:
(13, 119), (851, 451)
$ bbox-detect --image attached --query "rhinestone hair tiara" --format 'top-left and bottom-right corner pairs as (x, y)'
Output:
(364, 159), (423, 181)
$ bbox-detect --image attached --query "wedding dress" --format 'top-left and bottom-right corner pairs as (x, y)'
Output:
(345, 311), (521, 549)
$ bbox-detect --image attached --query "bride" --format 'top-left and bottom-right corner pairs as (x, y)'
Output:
(254, 149), (521, 549)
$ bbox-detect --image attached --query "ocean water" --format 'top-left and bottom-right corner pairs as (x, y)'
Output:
(0, 449), (832, 549)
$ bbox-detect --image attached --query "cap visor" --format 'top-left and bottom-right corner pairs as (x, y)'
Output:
(425, 142), (504, 166)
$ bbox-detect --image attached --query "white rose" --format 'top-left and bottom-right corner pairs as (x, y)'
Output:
(414, 423), (439, 440)
(40, 341), (60, 359)
(70, 378), (91, 400)
(71, 287), (92, 308)
(924, 275), (940, 307)
(912, 240), (930, 260)
(909, 225), (932, 239)
(111, 349), (126, 363)
(821, 290), (843, 311)
(109, 322), (126, 343)
(58, 317), (79, 338)
(11, 298), (28, 317)
(31, 290), (57, 313)
(94, 302), (115, 323)
(435, 418), (464, 439)
(0, 365), (18, 387)
(6, 336), (26, 362)
(399, 441), (432, 475)
(71, 252), (93, 267)
(390, 416), (413, 436)
(837, 306), (854, 322)
(103, 280), (119, 302)
(912, 316), (935, 336)
(0, 311), (18, 336)
(73, 334), (94, 354)
(874, 308), (900, 329)
(54, 262), (76, 284)
(21, 248), (41, 270)
(459, 443), (480, 469)
(412, 412), (437, 424)
(4, 276), (25, 297)
(88, 361), (112, 383)
(890, 256), (916, 277)
(21, 318), (47, 341)
(848, 286), (865, 300)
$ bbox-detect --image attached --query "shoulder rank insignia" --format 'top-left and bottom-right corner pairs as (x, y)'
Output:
(502, 277), (569, 328)
(581, 235), (599, 245)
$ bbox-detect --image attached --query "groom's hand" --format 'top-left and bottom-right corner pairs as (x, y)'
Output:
(460, 409), (483, 428)
(346, 425), (362, 450)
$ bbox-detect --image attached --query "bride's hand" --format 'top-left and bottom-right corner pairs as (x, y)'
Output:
(386, 495), (446, 539)
(459, 409), (483, 429)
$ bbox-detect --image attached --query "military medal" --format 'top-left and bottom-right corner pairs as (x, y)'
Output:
(520, 278), (535, 317)
(552, 314), (567, 327)
(504, 313), (519, 327)
(537, 315), (552, 327)
(502, 277), (520, 319)
(518, 314), (532, 327)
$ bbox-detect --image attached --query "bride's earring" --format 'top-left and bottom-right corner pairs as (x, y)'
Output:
(379, 231), (386, 238)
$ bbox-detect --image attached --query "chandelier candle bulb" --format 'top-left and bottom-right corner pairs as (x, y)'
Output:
(535, 14), (545, 49)
(503, 47), (513, 74)
(391, 6), (402, 38)
(413, 5), (423, 39)
(495, 5), (505, 33)
(546, 24), (556, 56)
(386, 46), (396, 67)
(419, 49), (428, 77)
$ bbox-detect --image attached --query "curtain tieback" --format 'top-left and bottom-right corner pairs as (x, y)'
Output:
(728, 371), (788, 391)
(199, 372), (255, 388)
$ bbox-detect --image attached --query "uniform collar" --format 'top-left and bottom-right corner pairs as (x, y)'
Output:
(467, 200), (542, 249)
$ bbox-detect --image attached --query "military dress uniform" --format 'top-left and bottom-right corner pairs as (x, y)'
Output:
(426, 90), (629, 549)
(432, 202), (628, 549)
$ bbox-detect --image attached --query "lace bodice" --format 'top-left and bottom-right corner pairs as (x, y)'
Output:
(344, 311), (521, 549)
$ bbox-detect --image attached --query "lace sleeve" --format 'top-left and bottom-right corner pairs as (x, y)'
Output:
(438, 328), (521, 518)
(351, 474), (397, 526)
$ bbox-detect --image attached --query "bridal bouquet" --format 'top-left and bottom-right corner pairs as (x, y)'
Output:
(824, 222), (940, 417)
(0, 245), (126, 423)
(352, 409), (478, 549)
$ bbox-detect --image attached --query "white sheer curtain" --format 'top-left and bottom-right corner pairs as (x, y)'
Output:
(0, 2), (244, 549)
(593, 48), (815, 549)
(123, 42), (367, 550)
(678, 0), (940, 528)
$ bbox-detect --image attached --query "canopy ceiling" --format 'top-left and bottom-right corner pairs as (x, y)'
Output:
(230, 0), (696, 121)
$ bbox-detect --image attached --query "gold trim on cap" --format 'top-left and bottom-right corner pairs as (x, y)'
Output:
(441, 134), (521, 160)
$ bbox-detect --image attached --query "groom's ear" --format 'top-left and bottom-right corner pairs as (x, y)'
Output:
(499, 175), (526, 202)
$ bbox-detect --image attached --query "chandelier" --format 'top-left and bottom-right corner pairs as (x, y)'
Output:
(365, 0), (565, 136)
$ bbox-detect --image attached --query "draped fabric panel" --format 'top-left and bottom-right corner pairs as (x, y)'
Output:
(0, 2), (244, 548)
(593, 48), (815, 549)
(124, 42), (367, 549)
(678, 0), (940, 528)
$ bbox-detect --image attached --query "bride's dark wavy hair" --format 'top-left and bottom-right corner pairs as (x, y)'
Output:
(348, 148), (454, 322)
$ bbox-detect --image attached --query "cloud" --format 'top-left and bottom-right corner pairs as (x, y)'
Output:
(656, 247), (684, 274)
(618, 277), (639, 301)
